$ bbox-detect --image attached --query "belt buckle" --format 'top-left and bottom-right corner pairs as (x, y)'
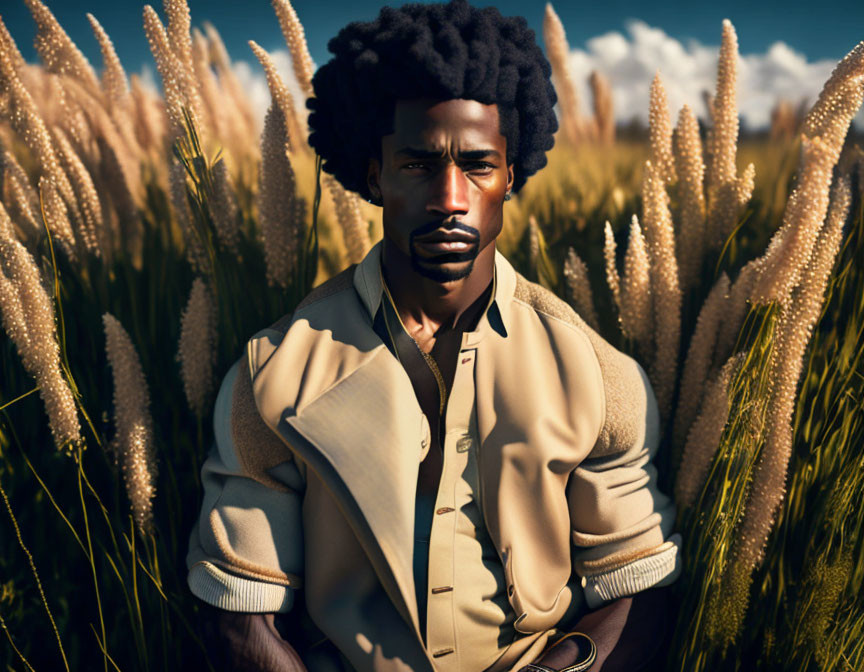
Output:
(526, 632), (597, 672)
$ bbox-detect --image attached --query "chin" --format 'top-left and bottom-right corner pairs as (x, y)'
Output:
(410, 254), (476, 283)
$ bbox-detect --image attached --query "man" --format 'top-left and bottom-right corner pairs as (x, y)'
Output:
(187, 1), (681, 670)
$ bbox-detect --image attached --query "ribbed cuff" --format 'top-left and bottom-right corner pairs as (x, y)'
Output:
(188, 561), (295, 613)
(581, 533), (682, 609)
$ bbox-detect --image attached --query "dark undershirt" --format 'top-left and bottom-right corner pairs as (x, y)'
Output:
(372, 276), (494, 642)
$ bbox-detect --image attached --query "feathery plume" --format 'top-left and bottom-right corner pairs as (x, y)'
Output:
(103, 313), (158, 534)
(38, 175), (76, 260)
(249, 40), (305, 156)
(674, 104), (707, 292)
(620, 214), (653, 348)
(563, 246), (599, 330)
(0, 203), (81, 450)
(649, 73), (676, 184)
(705, 20), (753, 249)
(208, 158), (240, 254)
(23, 0), (101, 95)
(177, 278), (216, 417)
(162, 0), (211, 144)
(734, 176), (851, 572)
(673, 273), (730, 452)
(258, 104), (302, 287)
(271, 0), (315, 98)
(802, 41), (864, 151)
(323, 174), (371, 264)
(52, 128), (102, 257)
(543, 3), (585, 147)
(0, 16), (27, 77)
(641, 160), (682, 420)
(589, 71), (615, 146)
(0, 255), (30, 348)
(0, 44), (78, 215)
(86, 13), (129, 109)
(751, 41), (864, 305)
(0, 148), (41, 239)
(143, 4), (202, 142)
(3, 172), (42, 240)
(164, 0), (194, 79)
(603, 220), (621, 307)
(675, 353), (742, 509)
(713, 259), (758, 368)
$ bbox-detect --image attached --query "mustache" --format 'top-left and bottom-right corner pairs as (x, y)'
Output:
(409, 219), (480, 241)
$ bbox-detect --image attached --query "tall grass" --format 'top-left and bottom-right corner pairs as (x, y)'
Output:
(0, 1), (862, 669)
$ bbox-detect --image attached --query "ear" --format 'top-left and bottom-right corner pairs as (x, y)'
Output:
(506, 163), (514, 193)
(367, 158), (382, 203)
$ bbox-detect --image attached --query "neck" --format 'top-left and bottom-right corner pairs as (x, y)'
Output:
(381, 237), (495, 336)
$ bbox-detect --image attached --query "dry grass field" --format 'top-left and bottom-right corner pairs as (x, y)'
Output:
(0, 1), (862, 670)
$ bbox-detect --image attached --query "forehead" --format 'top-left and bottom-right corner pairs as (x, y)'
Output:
(383, 98), (504, 152)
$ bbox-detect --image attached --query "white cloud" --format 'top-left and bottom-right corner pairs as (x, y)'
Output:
(140, 22), (861, 134)
(565, 19), (863, 130)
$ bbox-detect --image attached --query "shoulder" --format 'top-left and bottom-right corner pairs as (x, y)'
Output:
(247, 264), (359, 374)
(512, 273), (657, 458)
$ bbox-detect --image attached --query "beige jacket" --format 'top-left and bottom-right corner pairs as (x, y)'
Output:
(187, 242), (680, 671)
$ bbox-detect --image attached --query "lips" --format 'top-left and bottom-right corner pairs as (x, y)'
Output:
(414, 229), (478, 245)
(415, 239), (476, 253)
(414, 228), (479, 255)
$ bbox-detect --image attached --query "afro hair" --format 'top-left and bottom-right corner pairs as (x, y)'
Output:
(306, 0), (558, 202)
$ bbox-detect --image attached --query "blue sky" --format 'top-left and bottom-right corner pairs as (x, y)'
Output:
(2, 0), (861, 75)
(2, 0), (862, 129)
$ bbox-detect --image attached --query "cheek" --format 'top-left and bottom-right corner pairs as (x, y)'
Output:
(479, 207), (504, 245)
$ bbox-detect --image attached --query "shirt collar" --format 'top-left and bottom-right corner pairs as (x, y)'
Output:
(353, 240), (515, 342)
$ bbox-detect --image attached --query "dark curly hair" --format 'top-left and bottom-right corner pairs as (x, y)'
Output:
(306, 0), (558, 202)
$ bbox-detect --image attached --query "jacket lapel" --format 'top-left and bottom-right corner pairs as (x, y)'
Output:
(280, 346), (424, 635)
(251, 260), (425, 641)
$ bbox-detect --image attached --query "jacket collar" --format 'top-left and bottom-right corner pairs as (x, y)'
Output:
(352, 239), (517, 342)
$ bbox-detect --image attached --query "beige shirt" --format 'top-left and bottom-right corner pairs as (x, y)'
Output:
(186, 241), (681, 672)
(377, 266), (569, 671)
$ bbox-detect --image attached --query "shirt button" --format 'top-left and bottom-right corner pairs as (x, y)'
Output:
(456, 435), (473, 453)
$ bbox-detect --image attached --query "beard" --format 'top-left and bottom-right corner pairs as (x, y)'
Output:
(409, 247), (478, 282)
(409, 221), (480, 283)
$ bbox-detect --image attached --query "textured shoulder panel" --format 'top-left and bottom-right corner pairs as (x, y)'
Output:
(231, 353), (294, 491)
(513, 271), (582, 326)
(514, 273), (647, 459)
(294, 264), (357, 313)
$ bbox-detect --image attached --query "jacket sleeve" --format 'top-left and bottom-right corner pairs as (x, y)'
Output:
(186, 351), (305, 613)
(566, 337), (681, 609)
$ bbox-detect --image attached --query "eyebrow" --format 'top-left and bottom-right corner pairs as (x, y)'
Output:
(394, 147), (502, 160)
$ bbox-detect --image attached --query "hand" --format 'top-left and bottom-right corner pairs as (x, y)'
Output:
(198, 604), (309, 672)
(518, 586), (671, 672)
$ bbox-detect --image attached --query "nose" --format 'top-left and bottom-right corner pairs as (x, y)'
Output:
(426, 163), (469, 218)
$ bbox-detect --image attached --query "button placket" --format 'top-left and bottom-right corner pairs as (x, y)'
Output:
(424, 345), (477, 669)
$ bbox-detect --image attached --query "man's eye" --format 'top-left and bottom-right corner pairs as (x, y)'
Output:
(403, 161), (495, 172)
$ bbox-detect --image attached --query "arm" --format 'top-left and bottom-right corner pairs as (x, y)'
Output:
(198, 605), (308, 672)
(525, 345), (681, 671)
(187, 352), (307, 666)
(526, 586), (671, 672)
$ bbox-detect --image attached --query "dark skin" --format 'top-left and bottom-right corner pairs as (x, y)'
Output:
(367, 97), (513, 503)
(200, 97), (670, 671)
